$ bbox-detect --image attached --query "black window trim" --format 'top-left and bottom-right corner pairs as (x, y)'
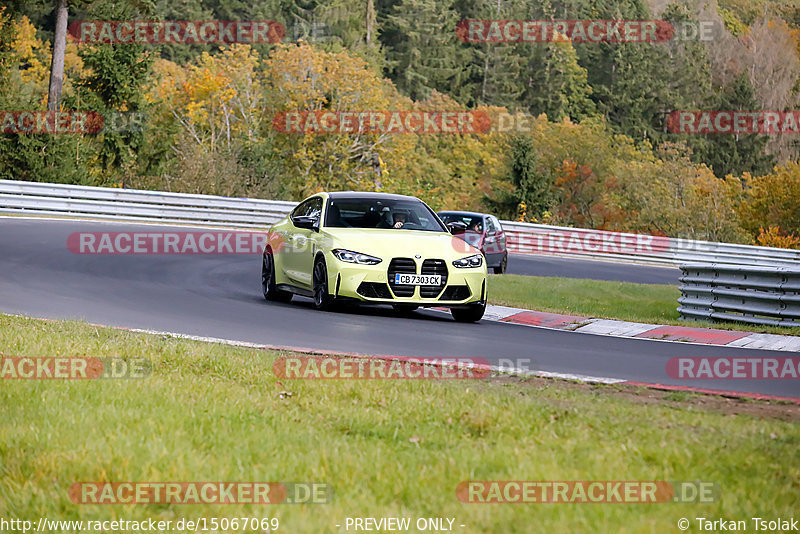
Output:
(323, 196), (447, 232)
(291, 196), (323, 224)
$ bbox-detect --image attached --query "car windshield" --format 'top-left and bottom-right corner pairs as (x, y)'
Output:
(439, 213), (484, 233)
(325, 197), (447, 232)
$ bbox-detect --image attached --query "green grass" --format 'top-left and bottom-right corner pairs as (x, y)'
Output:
(488, 274), (800, 336)
(1, 314), (798, 532)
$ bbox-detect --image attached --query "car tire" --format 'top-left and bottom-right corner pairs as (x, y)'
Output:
(493, 254), (507, 274)
(312, 257), (335, 311)
(451, 301), (486, 323)
(392, 304), (419, 314)
(262, 251), (293, 303)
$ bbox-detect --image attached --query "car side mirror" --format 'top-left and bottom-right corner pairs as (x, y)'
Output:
(292, 216), (318, 231)
(447, 221), (467, 234)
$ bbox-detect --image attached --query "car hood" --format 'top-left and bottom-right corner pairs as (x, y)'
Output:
(322, 228), (481, 260)
(452, 230), (484, 248)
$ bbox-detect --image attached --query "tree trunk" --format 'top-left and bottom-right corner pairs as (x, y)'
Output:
(365, 0), (375, 45)
(47, 0), (68, 111)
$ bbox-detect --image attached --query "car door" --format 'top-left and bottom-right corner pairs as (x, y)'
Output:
(486, 215), (506, 257)
(283, 196), (323, 288)
(279, 199), (312, 285)
(482, 216), (503, 261)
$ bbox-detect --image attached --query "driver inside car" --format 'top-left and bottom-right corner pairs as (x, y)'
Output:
(393, 211), (408, 228)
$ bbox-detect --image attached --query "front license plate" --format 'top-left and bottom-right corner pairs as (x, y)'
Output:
(394, 273), (441, 285)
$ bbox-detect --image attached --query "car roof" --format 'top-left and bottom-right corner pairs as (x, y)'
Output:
(438, 210), (490, 218)
(326, 191), (422, 202)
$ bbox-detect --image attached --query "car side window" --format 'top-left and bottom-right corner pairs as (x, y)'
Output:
(485, 216), (496, 233)
(291, 197), (323, 222)
(306, 197), (323, 223)
(291, 199), (310, 220)
(490, 216), (503, 232)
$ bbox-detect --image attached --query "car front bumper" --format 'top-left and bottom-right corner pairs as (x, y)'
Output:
(325, 253), (486, 307)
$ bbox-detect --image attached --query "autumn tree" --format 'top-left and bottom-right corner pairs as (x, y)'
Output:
(263, 42), (398, 197)
(743, 20), (800, 163)
(383, 95), (505, 210)
(147, 45), (280, 197)
(611, 143), (749, 242)
(738, 161), (800, 239)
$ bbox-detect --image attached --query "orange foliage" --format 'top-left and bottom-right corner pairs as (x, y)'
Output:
(756, 226), (800, 249)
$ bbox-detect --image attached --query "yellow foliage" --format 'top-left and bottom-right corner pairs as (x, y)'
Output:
(10, 16), (48, 86)
(0, 13), (84, 103)
(152, 45), (265, 150)
(11, 15), (39, 58)
(148, 58), (186, 105)
(756, 226), (800, 249)
(739, 161), (800, 237)
(265, 41), (388, 112)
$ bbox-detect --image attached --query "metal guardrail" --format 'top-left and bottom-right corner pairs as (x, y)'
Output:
(1, 179), (798, 267)
(678, 264), (800, 327)
(0, 180), (295, 228)
(502, 222), (800, 267)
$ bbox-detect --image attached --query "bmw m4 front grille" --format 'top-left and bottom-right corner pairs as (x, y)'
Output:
(420, 259), (447, 298)
(388, 257), (416, 297)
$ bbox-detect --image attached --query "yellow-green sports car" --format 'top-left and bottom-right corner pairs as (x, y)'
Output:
(261, 192), (487, 322)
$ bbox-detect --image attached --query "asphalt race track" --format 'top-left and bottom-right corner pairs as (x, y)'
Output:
(1, 217), (796, 399)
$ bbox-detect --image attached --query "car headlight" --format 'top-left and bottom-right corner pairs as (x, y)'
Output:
(452, 254), (483, 268)
(332, 248), (382, 265)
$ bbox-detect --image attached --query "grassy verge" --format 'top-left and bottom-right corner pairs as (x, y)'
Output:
(1, 314), (798, 532)
(488, 274), (800, 336)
